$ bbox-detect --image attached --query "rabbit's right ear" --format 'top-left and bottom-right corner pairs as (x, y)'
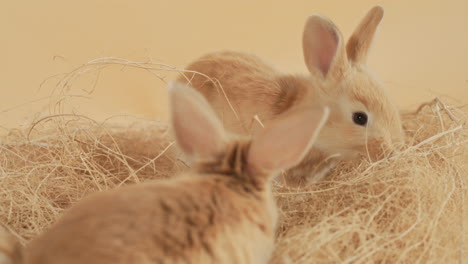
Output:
(303, 15), (348, 79)
(169, 82), (226, 160)
(247, 107), (329, 174)
(346, 6), (384, 64)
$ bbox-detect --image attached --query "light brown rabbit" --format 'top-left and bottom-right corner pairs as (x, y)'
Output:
(0, 226), (21, 264)
(1, 82), (329, 264)
(177, 6), (404, 186)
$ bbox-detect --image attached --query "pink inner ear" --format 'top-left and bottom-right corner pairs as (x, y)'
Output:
(247, 107), (328, 173)
(317, 26), (338, 76)
(169, 82), (226, 160)
(303, 16), (341, 77)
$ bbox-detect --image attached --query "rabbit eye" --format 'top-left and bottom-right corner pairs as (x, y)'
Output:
(353, 112), (368, 126)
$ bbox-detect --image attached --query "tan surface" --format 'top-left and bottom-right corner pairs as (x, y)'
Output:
(1, 0), (467, 127)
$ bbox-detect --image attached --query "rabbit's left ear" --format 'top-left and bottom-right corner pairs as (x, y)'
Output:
(169, 81), (227, 161)
(346, 6), (384, 64)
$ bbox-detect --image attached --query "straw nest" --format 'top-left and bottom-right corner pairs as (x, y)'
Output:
(0, 59), (466, 263)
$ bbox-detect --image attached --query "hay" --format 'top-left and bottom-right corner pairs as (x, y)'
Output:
(0, 117), (184, 243)
(0, 58), (466, 263)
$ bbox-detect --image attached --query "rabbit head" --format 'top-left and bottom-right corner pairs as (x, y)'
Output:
(301, 6), (404, 160)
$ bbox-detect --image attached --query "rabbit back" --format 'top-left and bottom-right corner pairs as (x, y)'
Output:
(24, 175), (275, 264)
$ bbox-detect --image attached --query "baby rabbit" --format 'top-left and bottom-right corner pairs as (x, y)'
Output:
(177, 6), (404, 186)
(0, 226), (21, 264)
(2, 82), (329, 264)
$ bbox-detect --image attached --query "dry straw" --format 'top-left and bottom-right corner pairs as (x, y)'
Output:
(0, 58), (466, 263)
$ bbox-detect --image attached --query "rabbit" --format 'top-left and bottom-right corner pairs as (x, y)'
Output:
(1, 82), (329, 264)
(177, 6), (404, 186)
(0, 226), (21, 264)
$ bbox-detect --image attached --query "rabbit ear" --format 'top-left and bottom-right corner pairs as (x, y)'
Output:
(303, 15), (347, 79)
(346, 6), (384, 64)
(247, 107), (329, 174)
(169, 81), (226, 160)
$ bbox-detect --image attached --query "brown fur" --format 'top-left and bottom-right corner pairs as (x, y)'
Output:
(3, 82), (328, 264)
(0, 227), (22, 264)
(177, 6), (404, 186)
(23, 156), (274, 264)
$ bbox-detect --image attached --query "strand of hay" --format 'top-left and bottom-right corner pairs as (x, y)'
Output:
(0, 58), (466, 263)
(35, 57), (238, 122)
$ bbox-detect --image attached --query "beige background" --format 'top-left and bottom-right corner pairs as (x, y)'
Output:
(1, 0), (467, 128)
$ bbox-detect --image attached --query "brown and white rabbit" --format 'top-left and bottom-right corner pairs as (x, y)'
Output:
(1, 82), (328, 264)
(177, 6), (404, 186)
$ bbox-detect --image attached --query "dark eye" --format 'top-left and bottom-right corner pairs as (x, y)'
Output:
(353, 112), (368, 126)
